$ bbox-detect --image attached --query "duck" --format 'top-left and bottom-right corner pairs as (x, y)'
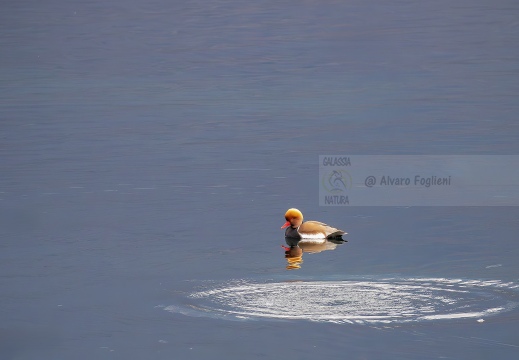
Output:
(281, 208), (347, 240)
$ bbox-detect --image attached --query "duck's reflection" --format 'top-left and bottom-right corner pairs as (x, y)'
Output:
(282, 238), (347, 270)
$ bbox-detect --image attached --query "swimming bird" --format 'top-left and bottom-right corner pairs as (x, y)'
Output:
(281, 208), (347, 240)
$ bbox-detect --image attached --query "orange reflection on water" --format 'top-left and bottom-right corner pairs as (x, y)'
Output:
(283, 238), (347, 270)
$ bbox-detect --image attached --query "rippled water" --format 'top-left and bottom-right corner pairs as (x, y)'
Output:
(167, 277), (519, 324)
(2, 0), (519, 359)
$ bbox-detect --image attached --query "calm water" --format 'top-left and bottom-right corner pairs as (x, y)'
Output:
(1, 0), (519, 359)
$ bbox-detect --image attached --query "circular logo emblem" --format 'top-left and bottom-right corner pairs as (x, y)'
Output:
(322, 170), (352, 193)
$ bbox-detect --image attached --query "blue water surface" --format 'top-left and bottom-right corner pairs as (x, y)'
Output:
(1, 1), (519, 359)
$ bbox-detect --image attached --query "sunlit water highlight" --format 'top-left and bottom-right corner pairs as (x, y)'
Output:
(165, 277), (519, 325)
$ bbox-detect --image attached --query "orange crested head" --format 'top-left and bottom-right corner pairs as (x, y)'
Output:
(281, 208), (304, 229)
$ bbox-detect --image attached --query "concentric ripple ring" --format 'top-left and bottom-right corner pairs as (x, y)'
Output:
(165, 277), (519, 324)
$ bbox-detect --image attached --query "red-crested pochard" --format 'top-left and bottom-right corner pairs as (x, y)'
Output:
(281, 208), (347, 240)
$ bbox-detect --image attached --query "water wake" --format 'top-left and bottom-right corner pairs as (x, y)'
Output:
(165, 277), (519, 324)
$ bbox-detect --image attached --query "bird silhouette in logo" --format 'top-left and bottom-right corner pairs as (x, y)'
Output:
(328, 170), (348, 192)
